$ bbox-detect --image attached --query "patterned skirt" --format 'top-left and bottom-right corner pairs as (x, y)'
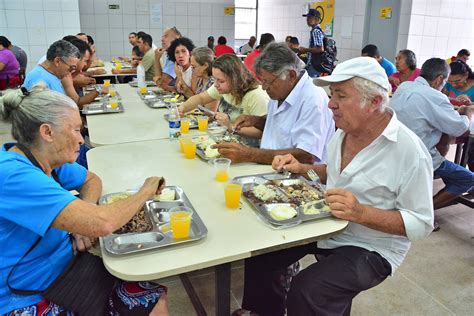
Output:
(4, 281), (166, 316)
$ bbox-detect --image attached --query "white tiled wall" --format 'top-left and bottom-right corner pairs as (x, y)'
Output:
(257, 0), (368, 64)
(405, 0), (474, 66)
(79, 0), (234, 62)
(0, 0), (81, 72)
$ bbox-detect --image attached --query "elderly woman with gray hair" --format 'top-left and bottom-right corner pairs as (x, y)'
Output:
(214, 42), (334, 164)
(0, 86), (169, 315)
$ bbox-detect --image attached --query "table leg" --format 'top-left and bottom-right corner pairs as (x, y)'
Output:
(180, 273), (207, 316)
(215, 263), (231, 316)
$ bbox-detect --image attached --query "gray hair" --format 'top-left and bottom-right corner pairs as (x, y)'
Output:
(46, 40), (80, 62)
(0, 84), (78, 146)
(351, 77), (389, 111)
(420, 58), (450, 81)
(254, 42), (305, 79)
(192, 47), (214, 76)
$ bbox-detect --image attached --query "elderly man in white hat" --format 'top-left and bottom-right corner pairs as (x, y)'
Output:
(234, 57), (434, 316)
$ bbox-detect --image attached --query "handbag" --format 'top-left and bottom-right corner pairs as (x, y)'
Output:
(7, 144), (118, 315)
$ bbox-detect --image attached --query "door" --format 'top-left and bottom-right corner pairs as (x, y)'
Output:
(364, 0), (401, 62)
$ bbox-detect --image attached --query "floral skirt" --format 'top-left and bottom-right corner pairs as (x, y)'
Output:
(4, 281), (166, 316)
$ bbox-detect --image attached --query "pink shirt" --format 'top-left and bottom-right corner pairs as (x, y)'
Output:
(389, 68), (420, 92)
(0, 48), (20, 80)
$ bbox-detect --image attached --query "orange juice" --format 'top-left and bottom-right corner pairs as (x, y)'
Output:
(179, 138), (192, 153)
(103, 79), (110, 87)
(170, 211), (192, 239)
(215, 170), (229, 182)
(139, 86), (147, 94)
(224, 183), (242, 208)
(197, 117), (208, 131)
(109, 90), (117, 97)
(182, 141), (196, 159)
(110, 101), (119, 109)
(180, 119), (190, 134)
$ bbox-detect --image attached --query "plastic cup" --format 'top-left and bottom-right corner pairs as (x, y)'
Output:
(224, 183), (242, 209)
(213, 158), (231, 182)
(180, 118), (190, 134)
(179, 137), (192, 153)
(182, 140), (197, 159)
(103, 79), (110, 87)
(109, 90), (117, 97)
(197, 116), (208, 132)
(110, 101), (119, 109)
(169, 206), (193, 239)
(139, 86), (148, 94)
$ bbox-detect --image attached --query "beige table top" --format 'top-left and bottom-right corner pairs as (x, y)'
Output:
(87, 139), (348, 281)
(86, 84), (202, 147)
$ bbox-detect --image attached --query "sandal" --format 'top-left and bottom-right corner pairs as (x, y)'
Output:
(231, 308), (259, 316)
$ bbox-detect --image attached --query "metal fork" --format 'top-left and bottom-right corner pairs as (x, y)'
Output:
(307, 169), (326, 193)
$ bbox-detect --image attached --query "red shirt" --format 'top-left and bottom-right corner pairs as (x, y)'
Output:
(215, 45), (235, 58)
(244, 48), (262, 78)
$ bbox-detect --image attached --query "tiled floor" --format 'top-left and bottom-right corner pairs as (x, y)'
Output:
(1, 122), (472, 315)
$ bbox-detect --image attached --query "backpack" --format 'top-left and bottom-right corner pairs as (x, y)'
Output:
(310, 26), (338, 74)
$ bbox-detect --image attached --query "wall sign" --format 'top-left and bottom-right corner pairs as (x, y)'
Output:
(380, 7), (392, 19)
(311, 0), (335, 37)
(224, 7), (235, 16)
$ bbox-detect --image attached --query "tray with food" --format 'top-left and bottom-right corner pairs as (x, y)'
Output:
(82, 101), (124, 115)
(163, 110), (204, 129)
(191, 135), (220, 161)
(234, 173), (332, 227)
(100, 186), (208, 255)
(93, 91), (121, 102)
(129, 80), (157, 88)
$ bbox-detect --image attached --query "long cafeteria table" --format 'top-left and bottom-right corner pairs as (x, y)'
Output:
(87, 139), (348, 315)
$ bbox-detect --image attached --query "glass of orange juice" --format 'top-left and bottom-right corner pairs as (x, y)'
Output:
(213, 158), (231, 182)
(179, 137), (192, 153)
(169, 206), (193, 239)
(224, 182), (242, 209)
(139, 86), (148, 94)
(180, 118), (190, 134)
(182, 140), (196, 159)
(103, 79), (111, 88)
(109, 90), (117, 97)
(197, 116), (208, 132)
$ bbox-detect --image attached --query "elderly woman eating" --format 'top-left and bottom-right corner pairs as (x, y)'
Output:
(0, 85), (169, 315)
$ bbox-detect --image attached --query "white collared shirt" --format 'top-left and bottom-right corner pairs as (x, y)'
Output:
(260, 71), (335, 162)
(318, 112), (434, 273)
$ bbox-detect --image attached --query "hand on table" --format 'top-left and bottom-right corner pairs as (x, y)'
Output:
(325, 188), (365, 223)
(141, 176), (166, 200)
(213, 142), (252, 163)
(214, 112), (232, 130)
(232, 114), (260, 132)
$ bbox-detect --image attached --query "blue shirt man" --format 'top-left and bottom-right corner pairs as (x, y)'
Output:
(361, 44), (396, 77)
(379, 57), (396, 77)
(23, 65), (65, 94)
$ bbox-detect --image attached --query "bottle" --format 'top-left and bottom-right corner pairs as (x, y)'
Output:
(137, 62), (146, 89)
(168, 104), (181, 140)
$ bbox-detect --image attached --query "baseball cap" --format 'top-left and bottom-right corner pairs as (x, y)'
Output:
(313, 57), (391, 92)
(303, 8), (321, 18)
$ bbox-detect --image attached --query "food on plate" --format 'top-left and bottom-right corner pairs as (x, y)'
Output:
(106, 191), (133, 203)
(192, 136), (216, 150)
(269, 205), (298, 221)
(251, 184), (287, 203)
(163, 94), (184, 103)
(154, 188), (176, 201)
(278, 183), (322, 205)
(204, 146), (220, 158)
(114, 209), (153, 234)
(301, 200), (331, 215)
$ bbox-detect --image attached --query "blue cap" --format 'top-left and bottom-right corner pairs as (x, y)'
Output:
(303, 8), (321, 18)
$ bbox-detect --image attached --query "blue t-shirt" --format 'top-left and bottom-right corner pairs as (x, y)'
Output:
(444, 82), (474, 101)
(380, 57), (396, 77)
(23, 65), (65, 94)
(0, 143), (87, 313)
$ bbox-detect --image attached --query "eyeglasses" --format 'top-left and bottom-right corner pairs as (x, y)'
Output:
(259, 75), (279, 89)
(60, 59), (77, 72)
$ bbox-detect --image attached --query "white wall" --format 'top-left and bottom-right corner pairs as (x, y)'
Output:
(79, 0), (234, 62)
(0, 0), (81, 72)
(257, 0), (368, 63)
(405, 0), (474, 66)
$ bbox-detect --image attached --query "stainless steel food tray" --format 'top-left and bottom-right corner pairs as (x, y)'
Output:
(100, 186), (208, 255)
(93, 91), (121, 102)
(129, 80), (157, 87)
(234, 173), (332, 228)
(163, 113), (199, 129)
(82, 101), (124, 115)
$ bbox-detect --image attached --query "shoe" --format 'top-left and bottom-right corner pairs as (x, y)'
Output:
(433, 221), (440, 232)
(231, 308), (259, 316)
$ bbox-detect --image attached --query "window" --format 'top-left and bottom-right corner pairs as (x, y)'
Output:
(235, 0), (257, 50)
